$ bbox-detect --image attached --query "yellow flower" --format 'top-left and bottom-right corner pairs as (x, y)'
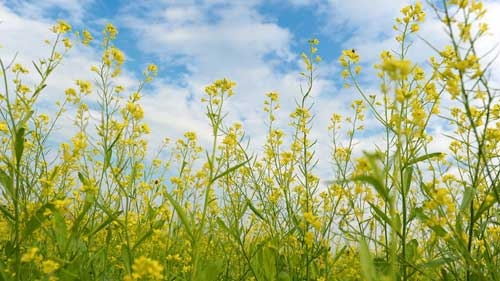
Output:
(147, 63), (158, 75)
(51, 20), (71, 34)
(21, 247), (39, 263)
(52, 198), (71, 210)
(304, 231), (314, 247)
(76, 80), (92, 95)
(111, 47), (125, 65)
(42, 259), (60, 275)
(82, 29), (93, 45)
(266, 91), (279, 102)
(62, 38), (72, 49)
(126, 102), (144, 120)
(17, 84), (31, 94)
(410, 23), (419, 32)
(355, 65), (361, 74)
(131, 256), (164, 279)
(0, 121), (8, 132)
(104, 23), (118, 39)
(378, 55), (412, 81)
(303, 212), (321, 230)
(222, 132), (237, 146)
(342, 49), (360, 63)
(12, 63), (29, 74)
(115, 85), (125, 93)
(308, 38), (319, 45)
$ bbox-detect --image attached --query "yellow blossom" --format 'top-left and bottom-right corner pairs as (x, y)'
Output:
(304, 231), (315, 247)
(42, 260), (60, 275)
(76, 80), (92, 95)
(0, 121), (8, 132)
(131, 256), (164, 279)
(410, 23), (419, 32)
(82, 29), (93, 45)
(12, 63), (29, 74)
(62, 38), (72, 49)
(104, 23), (118, 39)
(17, 84), (31, 94)
(266, 91), (279, 102)
(378, 55), (412, 81)
(184, 131), (197, 141)
(21, 247), (40, 263)
(51, 20), (71, 34)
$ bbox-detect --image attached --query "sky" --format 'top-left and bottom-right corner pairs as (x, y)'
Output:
(1, 0), (500, 181)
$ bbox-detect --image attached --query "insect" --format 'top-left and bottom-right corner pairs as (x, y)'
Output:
(351, 48), (356, 53)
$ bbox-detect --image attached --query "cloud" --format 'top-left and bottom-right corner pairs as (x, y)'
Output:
(117, 1), (303, 147)
(3, 0), (91, 23)
(2, 0), (500, 182)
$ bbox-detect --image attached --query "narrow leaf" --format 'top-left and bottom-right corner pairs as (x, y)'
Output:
(14, 127), (26, 166)
(359, 238), (377, 281)
(90, 211), (121, 236)
(32, 61), (43, 77)
(352, 174), (389, 202)
(210, 158), (251, 185)
(0, 204), (14, 221)
(0, 168), (14, 199)
(460, 187), (474, 212)
(164, 191), (194, 240)
(403, 166), (413, 195)
(24, 203), (53, 237)
(406, 152), (443, 167)
(368, 202), (392, 227)
(246, 199), (269, 224)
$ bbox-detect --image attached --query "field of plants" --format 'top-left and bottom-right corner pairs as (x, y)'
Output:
(1, 0), (499, 280)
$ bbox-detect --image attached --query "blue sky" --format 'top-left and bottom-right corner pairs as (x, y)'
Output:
(1, 0), (500, 180)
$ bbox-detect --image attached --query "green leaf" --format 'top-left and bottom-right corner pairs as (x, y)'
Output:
(0, 204), (13, 221)
(277, 271), (291, 281)
(104, 148), (112, 171)
(473, 199), (494, 224)
(359, 238), (377, 281)
(368, 202), (392, 227)
(352, 174), (389, 202)
(132, 229), (153, 250)
(246, 199), (269, 224)
(209, 158), (251, 185)
(14, 127), (26, 166)
(164, 191), (194, 240)
(403, 165), (413, 195)
(89, 211), (120, 237)
(19, 110), (34, 127)
(405, 239), (418, 264)
(413, 207), (428, 221)
(216, 217), (244, 244)
(0, 168), (14, 200)
(70, 193), (94, 233)
(121, 244), (132, 274)
(77, 171), (89, 186)
(0, 258), (9, 281)
(199, 260), (223, 281)
(32, 83), (47, 98)
(460, 186), (474, 212)
(24, 203), (53, 238)
(256, 245), (277, 281)
(53, 208), (69, 252)
(32, 61), (43, 77)
(104, 129), (123, 171)
(405, 152), (443, 167)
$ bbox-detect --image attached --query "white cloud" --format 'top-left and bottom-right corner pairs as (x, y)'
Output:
(2, 0), (500, 182)
(4, 0), (91, 23)
(118, 1), (303, 148)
